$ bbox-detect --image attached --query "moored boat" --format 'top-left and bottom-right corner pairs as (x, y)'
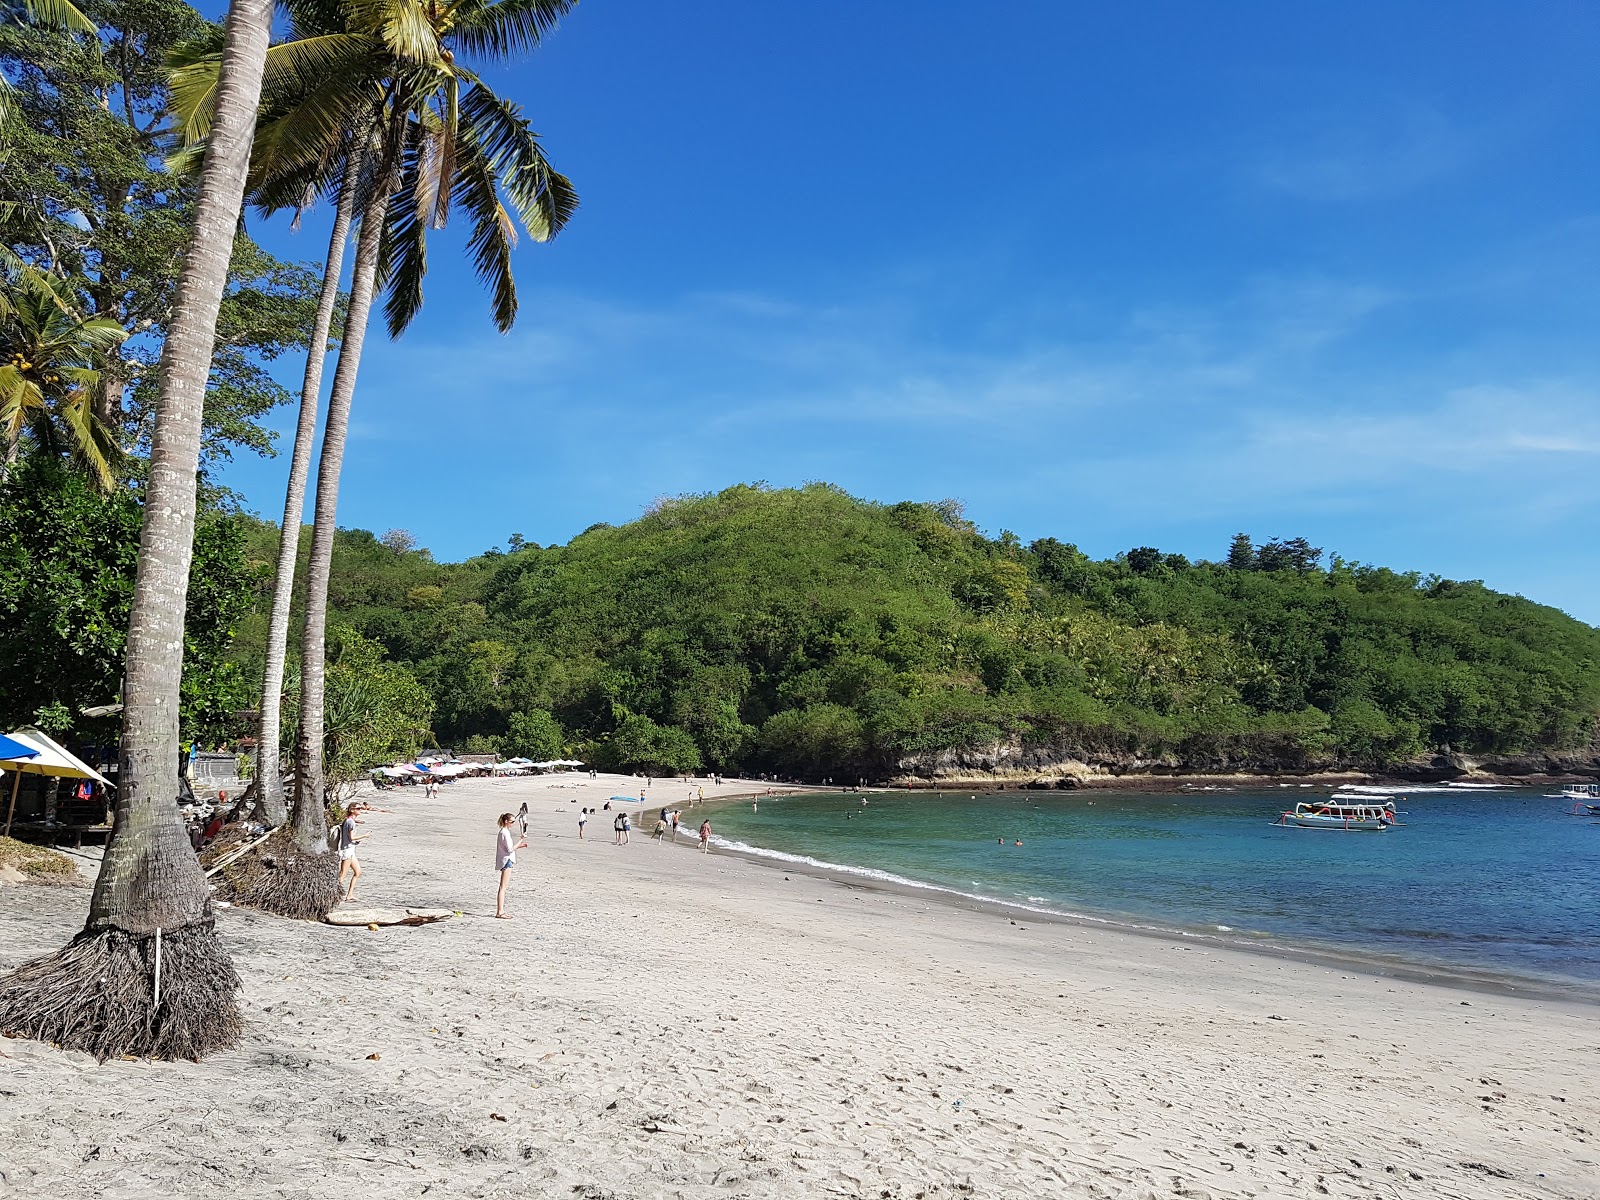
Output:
(1275, 799), (1402, 831)
(1558, 783), (1600, 815)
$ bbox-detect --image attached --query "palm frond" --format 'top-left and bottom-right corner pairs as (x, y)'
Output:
(345, 0), (442, 65)
(20, 0), (96, 34)
(447, 0), (577, 62)
(165, 27), (228, 146)
(249, 73), (382, 194)
(56, 385), (120, 492)
(66, 316), (131, 358)
(280, 0), (347, 41)
(459, 83), (577, 242)
(449, 135), (519, 332)
(381, 141), (431, 337)
(433, 74), (459, 228)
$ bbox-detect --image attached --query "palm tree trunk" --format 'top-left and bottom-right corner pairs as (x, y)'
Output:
(254, 164), (359, 828)
(0, 0), (273, 1061)
(290, 170), (393, 856)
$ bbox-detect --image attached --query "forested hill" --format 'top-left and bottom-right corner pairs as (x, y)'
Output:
(235, 482), (1600, 780)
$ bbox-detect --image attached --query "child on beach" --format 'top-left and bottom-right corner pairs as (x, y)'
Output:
(494, 813), (528, 919)
(698, 819), (711, 853)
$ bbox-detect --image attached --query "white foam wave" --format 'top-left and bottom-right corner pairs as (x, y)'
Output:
(1337, 783), (1512, 795)
(709, 836), (1135, 926)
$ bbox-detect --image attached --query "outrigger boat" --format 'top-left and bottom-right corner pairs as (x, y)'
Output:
(1275, 799), (1403, 831)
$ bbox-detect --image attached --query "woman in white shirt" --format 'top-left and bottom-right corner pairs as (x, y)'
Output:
(494, 812), (528, 919)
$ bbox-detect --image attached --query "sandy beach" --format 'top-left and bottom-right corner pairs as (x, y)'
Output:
(1, 771), (1596, 1199)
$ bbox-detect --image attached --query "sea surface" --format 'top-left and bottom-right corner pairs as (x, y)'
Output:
(707, 784), (1600, 987)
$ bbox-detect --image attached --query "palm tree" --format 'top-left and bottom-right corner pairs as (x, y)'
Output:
(0, 0), (275, 1061)
(168, 0), (576, 919)
(248, 162), (359, 832)
(0, 262), (127, 486)
(293, 3), (578, 836)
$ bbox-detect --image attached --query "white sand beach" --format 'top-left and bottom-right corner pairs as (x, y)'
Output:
(1, 772), (1596, 1199)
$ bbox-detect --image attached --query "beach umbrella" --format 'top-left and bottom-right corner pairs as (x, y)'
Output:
(0, 734), (41, 764)
(1, 727), (112, 837)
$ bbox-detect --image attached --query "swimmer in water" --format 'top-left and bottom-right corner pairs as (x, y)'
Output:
(1015, 840), (1023, 847)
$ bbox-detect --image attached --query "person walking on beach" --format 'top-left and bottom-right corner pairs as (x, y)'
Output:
(698, 818), (711, 853)
(516, 801), (529, 837)
(652, 815), (666, 842)
(670, 810), (681, 842)
(612, 811), (624, 845)
(622, 812), (632, 843)
(494, 813), (528, 919)
(337, 806), (367, 901)
(578, 808), (589, 839)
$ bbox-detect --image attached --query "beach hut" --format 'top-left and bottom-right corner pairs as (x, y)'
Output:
(1, 728), (114, 837)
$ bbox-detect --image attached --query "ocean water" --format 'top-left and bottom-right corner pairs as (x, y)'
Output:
(708, 785), (1600, 986)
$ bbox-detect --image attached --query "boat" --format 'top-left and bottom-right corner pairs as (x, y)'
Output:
(1275, 799), (1402, 831)
(1559, 784), (1600, 815)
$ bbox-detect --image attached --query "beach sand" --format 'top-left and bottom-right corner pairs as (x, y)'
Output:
(1, 772), (1596, 1199)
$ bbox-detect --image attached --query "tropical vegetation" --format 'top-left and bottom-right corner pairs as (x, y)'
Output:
(226, 483), (1600, 780)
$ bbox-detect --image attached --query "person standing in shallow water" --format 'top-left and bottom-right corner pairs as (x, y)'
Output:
(494, 813), (527, 919)
(698, 818), (712, 853)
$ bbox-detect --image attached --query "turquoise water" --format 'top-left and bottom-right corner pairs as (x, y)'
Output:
(709, 785), (1600, 986)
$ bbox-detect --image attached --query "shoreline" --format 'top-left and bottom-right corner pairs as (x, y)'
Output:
(691, 786), (1600, 1005)
(706, 829), (1600, 1006)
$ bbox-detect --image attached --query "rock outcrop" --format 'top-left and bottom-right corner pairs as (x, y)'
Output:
(888, 731), (1600, 789)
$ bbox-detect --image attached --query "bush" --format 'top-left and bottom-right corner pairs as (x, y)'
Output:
(505, 709), (564, 759)
(759, 704), (866, 776)
(609, 713), (702, 774)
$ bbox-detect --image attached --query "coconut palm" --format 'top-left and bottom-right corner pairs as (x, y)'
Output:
(0, 262), (127, 486)
(168, 0), (576, 918)
(0, 0), (275, 1061)
(245, 161), (359, 832)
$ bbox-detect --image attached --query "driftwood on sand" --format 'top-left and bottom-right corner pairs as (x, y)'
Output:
(323, 907), (454, 927)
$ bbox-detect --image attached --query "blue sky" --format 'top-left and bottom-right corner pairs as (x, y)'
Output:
(219, 1), (1600, 623)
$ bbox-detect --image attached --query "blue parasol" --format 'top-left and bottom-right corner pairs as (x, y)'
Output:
(0, 733), (41, 763)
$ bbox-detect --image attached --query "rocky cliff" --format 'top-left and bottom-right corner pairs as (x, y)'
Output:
(888, 730), (1600, 789)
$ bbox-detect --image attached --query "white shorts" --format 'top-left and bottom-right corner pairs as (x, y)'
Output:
(339, 847), (357, 862)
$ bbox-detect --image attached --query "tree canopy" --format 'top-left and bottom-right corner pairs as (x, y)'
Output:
(224, 482), (1600, 777)
(0, 0), (326, 494)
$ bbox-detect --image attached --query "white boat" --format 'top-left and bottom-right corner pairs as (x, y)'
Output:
(1559, 784), (1600, 814)
(1275, 799), (1402, 831)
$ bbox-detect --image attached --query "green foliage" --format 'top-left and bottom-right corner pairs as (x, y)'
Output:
(223, 485), (1600, 778)
(0, 458), (255, 744)
(279, 625), (432, 795)
(505, 708), (563, 760)
(0, 1), (327, 490)
(606, 712), (702, 775)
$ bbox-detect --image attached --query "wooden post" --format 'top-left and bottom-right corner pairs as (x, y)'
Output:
(4, 769), (20, 838)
